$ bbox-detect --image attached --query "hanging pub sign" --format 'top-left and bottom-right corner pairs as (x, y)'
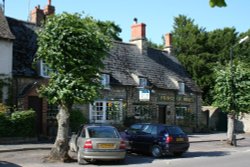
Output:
(139, 89), (150, 101)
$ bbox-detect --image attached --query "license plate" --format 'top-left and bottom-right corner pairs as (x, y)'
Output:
(176, 138), (184, 142)
(98, 143), (115, 149)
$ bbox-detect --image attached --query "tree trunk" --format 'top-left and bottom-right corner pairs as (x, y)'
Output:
(227, 114), (236, 146)
(48, 103), (72, 162)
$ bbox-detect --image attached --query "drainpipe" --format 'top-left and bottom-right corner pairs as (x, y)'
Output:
(174, 91), (177, 125)
(195, 93), (199, 129)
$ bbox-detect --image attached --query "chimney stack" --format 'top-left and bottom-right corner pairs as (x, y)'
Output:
(164, 33), (172, 53)
(130, 18), (147, 55)
(29, 5), (44, 26)
(44, 0), (55, 16)
(29, 0), (55, 26)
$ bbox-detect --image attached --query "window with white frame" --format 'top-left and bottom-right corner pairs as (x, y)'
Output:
(90, 100), (122, 123)
(175, 106), (188, 119)
(178, 82), (185, 94)
(139, 78), (147, 88)
(40, 60), (52, 77)
(101, 74), (110, 89)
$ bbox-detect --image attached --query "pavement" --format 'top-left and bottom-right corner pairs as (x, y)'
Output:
(0, 132), (249, 153)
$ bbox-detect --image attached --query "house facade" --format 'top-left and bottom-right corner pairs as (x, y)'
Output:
(82, 21), (203, 131)
(1, 1), (203, 138)
(0, 6), (15, 104)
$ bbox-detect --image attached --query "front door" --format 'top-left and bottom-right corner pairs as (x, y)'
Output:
(158, 105), (166, 124)
(28, 96), (43, 136)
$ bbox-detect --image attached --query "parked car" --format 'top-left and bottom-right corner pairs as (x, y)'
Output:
(69, 124), (126, 164)
(121, 123), (189, 158)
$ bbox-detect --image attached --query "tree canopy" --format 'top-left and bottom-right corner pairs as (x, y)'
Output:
(37, 13), (114, 106)
(171, 14), (249, 106)
(170, 14), (249, 145)
(209, 0), (227, 7)
(36, 12), (118, 161)
(213, 62), (250, 114)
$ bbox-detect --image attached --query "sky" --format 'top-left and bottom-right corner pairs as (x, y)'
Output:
(3, 0), (250, 44)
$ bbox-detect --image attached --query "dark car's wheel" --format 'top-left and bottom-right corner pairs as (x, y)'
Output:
(151, 145), (162, 158)
(77, 149), (87, 165)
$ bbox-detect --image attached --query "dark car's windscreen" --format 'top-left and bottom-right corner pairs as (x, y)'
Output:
(88, 127), (119, 138)
(166, 126), (185, 135)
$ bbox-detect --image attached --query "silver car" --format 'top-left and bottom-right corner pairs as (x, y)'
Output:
(69, 124), (126, 164)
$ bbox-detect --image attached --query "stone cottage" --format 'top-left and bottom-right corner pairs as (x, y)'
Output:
(84, 19), (203, 131)
(0, 1), (203, 137)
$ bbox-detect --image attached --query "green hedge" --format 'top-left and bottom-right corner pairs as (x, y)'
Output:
(0, 110), (36, 137)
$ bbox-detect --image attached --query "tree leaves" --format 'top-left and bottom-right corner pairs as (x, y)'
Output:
(209, 0), (227, 8)
(36, 12), (114, 106)
(213, 62), (250, 114)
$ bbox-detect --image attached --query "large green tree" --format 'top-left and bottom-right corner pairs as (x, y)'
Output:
(172, 15), (207, 56)
(36, 12), (115, 161)
(171, 15), (242, 105)
(213, 61), (250, 145)
(171, 15), (213, 104)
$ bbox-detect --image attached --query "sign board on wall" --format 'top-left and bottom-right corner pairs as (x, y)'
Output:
(157, 94), (194, 103)
(139, 89), (150, 101)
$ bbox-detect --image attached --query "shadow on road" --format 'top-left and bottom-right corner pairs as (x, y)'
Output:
(67, 150), (231, 165)
(68, 151), (154, 165)
(0, 161), (22, 167)
(184, 151), (230, 158)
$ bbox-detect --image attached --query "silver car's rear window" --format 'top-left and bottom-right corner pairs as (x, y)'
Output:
(88, 127), (119, 138)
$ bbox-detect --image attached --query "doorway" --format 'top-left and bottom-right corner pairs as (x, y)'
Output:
(28, 96), (43, 136)
(158, 105), (166, 124)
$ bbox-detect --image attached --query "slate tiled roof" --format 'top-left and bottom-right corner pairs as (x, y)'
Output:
(103, 41), (201, 93)
(6, 17), (38, 76)
(0, 10), (15, 40)
(4, 12), (200, 93)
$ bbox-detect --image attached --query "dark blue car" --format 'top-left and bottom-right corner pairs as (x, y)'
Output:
(121, 123), (189, 158)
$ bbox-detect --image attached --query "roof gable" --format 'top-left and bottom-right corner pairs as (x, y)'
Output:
(7, 17), (38, 76)
(0, 10), (15, 40)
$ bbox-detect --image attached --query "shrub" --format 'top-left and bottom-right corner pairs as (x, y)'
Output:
(0, 103), (8, 112)
(10, 110), (36, 137)
(70, 109), (87, 132)
(0, 110), (36, 137)
(0, 112), (12, 136)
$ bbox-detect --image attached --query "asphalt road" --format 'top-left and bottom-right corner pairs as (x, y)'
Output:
(1, 140), (250, 167)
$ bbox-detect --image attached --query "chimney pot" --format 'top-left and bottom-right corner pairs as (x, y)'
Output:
(133, 17), (138, 24)
(44, 0), (55, 16)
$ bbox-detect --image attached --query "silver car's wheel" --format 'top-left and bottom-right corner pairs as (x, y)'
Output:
(77, 149), (87, 165)
(151, 145), (162, 158)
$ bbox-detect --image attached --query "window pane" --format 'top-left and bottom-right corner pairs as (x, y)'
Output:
(139, 78), (147, 87)
(90, 101), (122, 123)
(101, 74), (110, 89)
(176, 106), (188, 119)
(178, 82), (185, 94)
(88, 127), (119, 138)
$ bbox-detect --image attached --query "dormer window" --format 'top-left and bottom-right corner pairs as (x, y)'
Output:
(40, 60), (52, 78)
(101, 74), (110, 89)
(139, 78), (147, 88)
(178, 82), (185, 95)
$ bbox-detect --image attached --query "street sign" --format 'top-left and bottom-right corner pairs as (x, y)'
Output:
(139, 89), (150, 101)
